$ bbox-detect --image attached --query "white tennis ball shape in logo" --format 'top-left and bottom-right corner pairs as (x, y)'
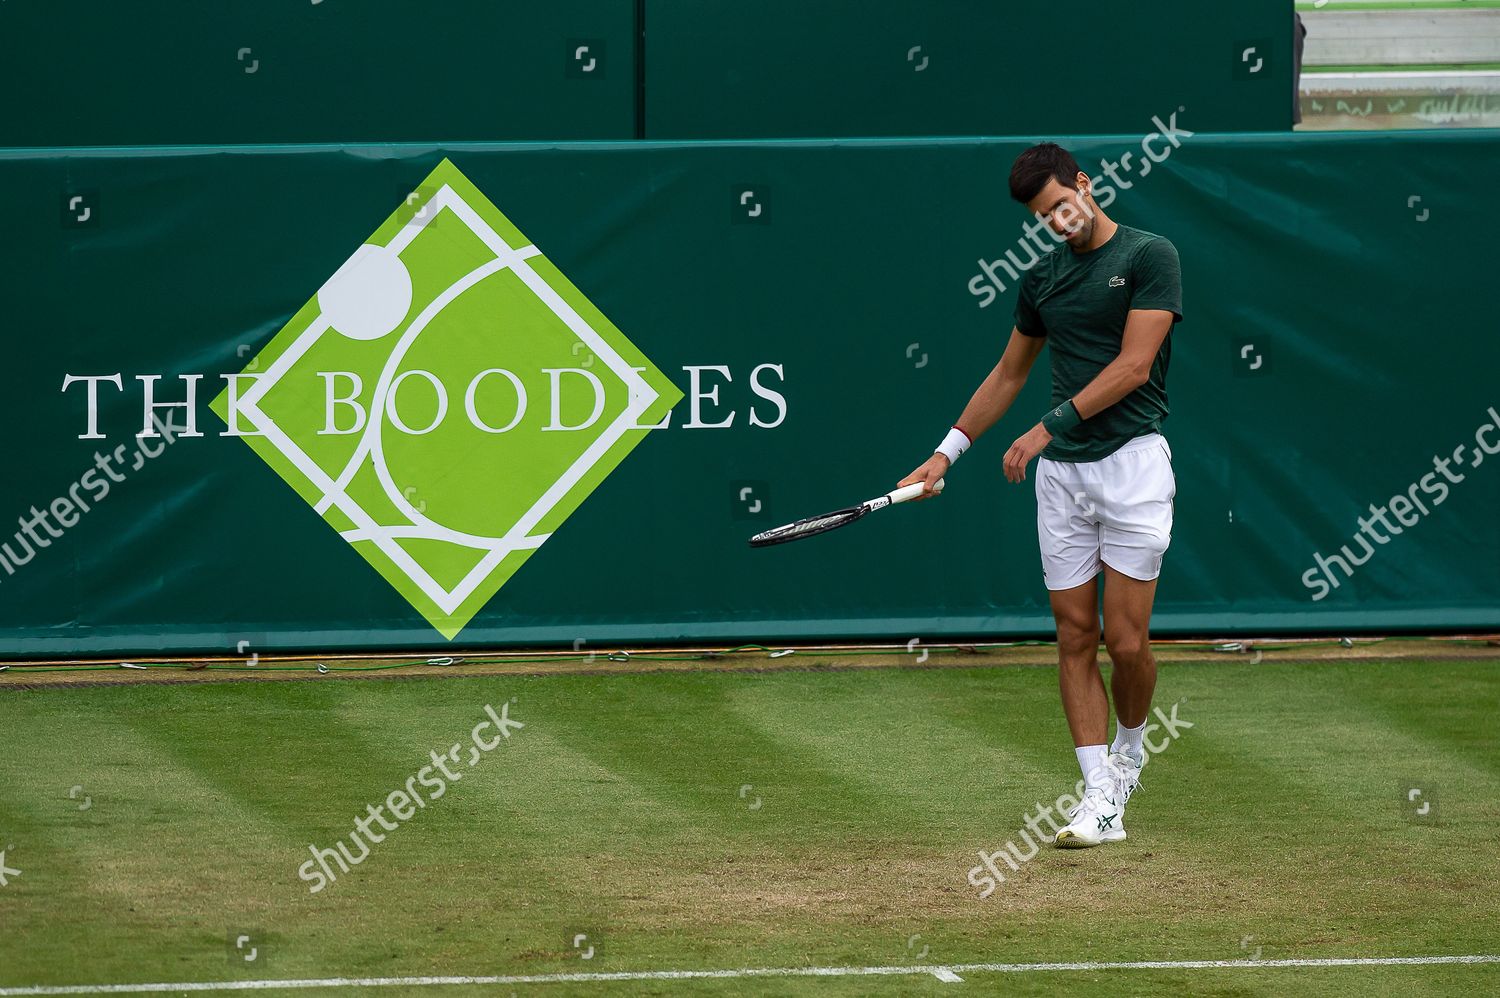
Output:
(318, 244), (413, 341)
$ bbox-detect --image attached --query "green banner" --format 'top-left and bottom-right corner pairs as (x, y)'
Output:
(2, 129), (1496, 656)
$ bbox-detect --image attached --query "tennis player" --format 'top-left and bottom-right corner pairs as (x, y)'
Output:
(901, 142), (1182, 847)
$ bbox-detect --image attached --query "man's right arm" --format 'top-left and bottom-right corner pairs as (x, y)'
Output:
(952, 326), (1047, 443)
(899, 327), (1046, 495)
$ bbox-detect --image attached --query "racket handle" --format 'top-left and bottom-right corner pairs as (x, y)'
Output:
(888, 477), (945, 504)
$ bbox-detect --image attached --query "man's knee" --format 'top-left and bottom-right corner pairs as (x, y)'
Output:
(1051, 582), (1100, 661)
(1104, 628), (1151, 669)
(1056, 616), (1101, 659)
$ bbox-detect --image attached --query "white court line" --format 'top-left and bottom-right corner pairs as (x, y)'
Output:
(2, 954), (1496, 994)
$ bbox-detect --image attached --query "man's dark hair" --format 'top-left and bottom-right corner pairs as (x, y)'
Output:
(1008, 142), (1083, 204)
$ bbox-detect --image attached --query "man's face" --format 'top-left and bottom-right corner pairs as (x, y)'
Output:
(1026, 175), (1093, 248)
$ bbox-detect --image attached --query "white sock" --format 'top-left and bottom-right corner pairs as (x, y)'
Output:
(1111, 719), (1147, 761)
(1075, 744), (1109, 792)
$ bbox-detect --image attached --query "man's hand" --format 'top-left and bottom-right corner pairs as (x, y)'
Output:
(898, 453), (949, 500)
(1002, 423), (1052, 483)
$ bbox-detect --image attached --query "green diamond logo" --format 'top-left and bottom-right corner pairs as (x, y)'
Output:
(211, 158), (682, 638)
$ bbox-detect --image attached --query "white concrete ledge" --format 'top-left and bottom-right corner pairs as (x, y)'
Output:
(1301, 69), (1500, 92)
(1303, 9), (1500, 65)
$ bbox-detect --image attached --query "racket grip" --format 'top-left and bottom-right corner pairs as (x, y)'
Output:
(889, 477), (945, 504)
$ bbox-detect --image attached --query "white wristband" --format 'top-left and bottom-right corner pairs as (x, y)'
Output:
(935, 427), (971, 464)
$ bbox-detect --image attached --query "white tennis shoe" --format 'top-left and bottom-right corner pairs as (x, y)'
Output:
(1106, 750), (1144, 806)
(1053, 786), (1126, 848)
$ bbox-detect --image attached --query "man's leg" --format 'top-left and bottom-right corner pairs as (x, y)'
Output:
(1098, 565), (1158, 815)
(1101, 565), (1159, 732)
(1049, 576), (1129, 847)
(1049, 578), (1105, 749)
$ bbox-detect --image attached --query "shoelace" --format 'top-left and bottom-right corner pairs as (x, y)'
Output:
(1104, 756), (1144, 799)
(1066, 787), (1113, 819)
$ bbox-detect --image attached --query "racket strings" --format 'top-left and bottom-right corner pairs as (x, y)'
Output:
(750, 508), (862, 545)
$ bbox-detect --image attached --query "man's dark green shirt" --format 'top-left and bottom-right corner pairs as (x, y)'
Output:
(1014, 224), (1182, 462)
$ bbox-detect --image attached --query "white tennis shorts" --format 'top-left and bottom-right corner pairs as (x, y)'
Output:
(1034, 432), (1175, 591)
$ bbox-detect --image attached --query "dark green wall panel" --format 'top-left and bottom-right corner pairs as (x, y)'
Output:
(2, 1), (1299, 147)
(645, 0), (1294, 138)
(0, 1), (637, 145)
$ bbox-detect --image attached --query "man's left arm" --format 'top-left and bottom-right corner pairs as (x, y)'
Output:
(1068, 310), (1175, 419)
(1002, 311), (1174, 481)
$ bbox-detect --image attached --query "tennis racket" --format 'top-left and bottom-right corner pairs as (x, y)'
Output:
(748, 478), (944, 548)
